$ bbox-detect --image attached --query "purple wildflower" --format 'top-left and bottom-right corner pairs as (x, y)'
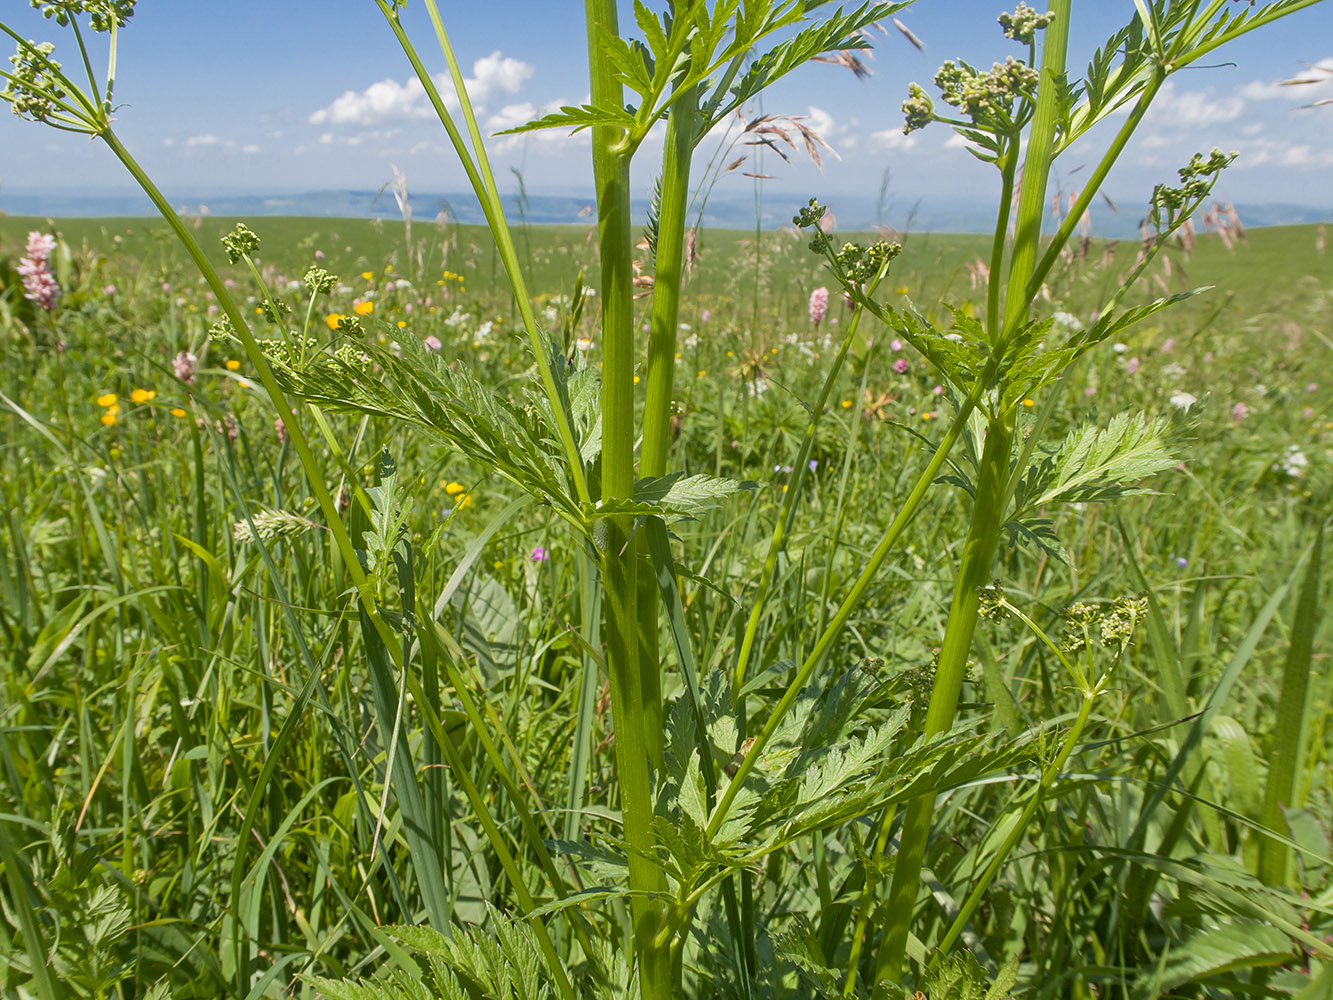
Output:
(1231, 402), (1249, 423)
(808, 287), (829, 326)
(17, 231), (60, 310)
(1126, 357), (1140, 375)
(424, 335), (442, 352)
(531, 546), (549, 563)
(893, 358), (911, 374)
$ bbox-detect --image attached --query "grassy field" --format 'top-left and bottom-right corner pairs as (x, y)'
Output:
(0, 212), (1329, 998)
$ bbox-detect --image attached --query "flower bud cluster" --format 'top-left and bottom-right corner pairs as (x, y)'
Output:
(834, 240), (901, 284)
(3, 41), (65, 122)
(998, 3), (1054, 44)
(29, 1), (137, 32)
(941, 57), (1038, 118)
(208, 317), (238, 343)
(977, 581), (1007, 622)
(261, 298), (292, 323)
(901, 83), (934, 134)
(1150, 148), (1236, 224)
(221, 223), (260, 264)
(792, 197), (826, 229)
(303, 265), (337, 295)
(1061, 596), (1146, 654)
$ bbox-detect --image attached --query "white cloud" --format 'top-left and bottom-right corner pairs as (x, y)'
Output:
(241, 144), (261, 155)
(1240, 59), (1333, 104)
(310, 77), (425, 126)
(1145, 82), (1245, 129)
(184, 134), (233, 150)
(1227, 135), (1333, 169)
(869, 128), (917, 151)
(804, 105), (837, 140)
(309, 51), (533, 127)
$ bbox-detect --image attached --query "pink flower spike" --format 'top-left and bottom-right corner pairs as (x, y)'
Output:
(890, 339), (903, 351)
(424, 335), (442, 352)
(893, 358), (910, 374)
(1231, 402), (1249, 423)
(1126, 357), (1139, 375)
(17, 231), (60, 310)
(808, 287), (829, 326)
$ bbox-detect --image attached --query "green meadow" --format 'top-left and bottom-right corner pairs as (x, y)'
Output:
(2, 1), (1332, 997)
(1, 209), (1329, 998)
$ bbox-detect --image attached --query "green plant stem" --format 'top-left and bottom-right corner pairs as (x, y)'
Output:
(987, 149), (1018, 342)
(584, 2), (671, 996)
(1022, 67), (1165, 315)
(842, 802), (898, 995)
(641, 88), (700, 480)
(638, 84), (701, 768)
(873, 411), (1015, 984)
(932, 690), (1097, 965)
(1001, 0), (1071, 335)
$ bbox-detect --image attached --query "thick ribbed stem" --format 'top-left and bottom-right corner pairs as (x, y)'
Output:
(584, 2), (671, 996)
(873, 413), (1015, 984)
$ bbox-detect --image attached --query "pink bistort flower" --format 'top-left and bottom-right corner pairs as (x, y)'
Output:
(808, 287), (829, 326)
(893, 358), (911, 374)
(17, 231), (60, 310)
(423, 335), (442, 352)
(174, 350), (198, 385)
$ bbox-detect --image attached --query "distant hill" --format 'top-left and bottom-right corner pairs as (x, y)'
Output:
(3, 187), (1330, 238)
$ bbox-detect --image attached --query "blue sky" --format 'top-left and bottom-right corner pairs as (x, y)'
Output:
(2, 1), (1332, 210)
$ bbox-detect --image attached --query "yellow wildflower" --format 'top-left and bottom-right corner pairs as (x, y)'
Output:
(397, 320), (407, 329)
(453, 492), (473, 508)
(130, 388), (155, 403)
(97, 393), (117, 407)
(170, 407), (187, 418)
(226, 360), (241, 371)
(353, 300), (374, 316)
(444, 481), (465, 495)
(101, 412), (117, 426)
(1022, 398), (1035, 408)
(361, 271), (374, 280)
(326, 313), (346, 330)
(841, 400), (852, 409)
